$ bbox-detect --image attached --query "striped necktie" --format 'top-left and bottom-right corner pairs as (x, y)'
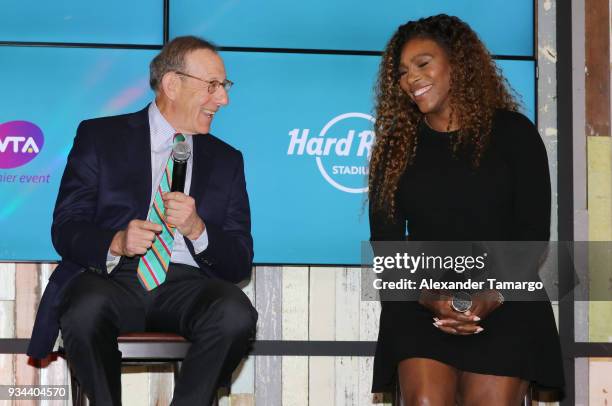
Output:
(136, 133), (185, 290)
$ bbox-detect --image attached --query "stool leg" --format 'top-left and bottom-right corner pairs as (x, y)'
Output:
(393, 375), (402, 406)
(173, 361), (182, 383)
(69, 365), (85, 406)
(523, 385), (532, 406)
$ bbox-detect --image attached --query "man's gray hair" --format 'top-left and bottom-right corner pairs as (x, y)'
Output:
(149, 36), (218, 91)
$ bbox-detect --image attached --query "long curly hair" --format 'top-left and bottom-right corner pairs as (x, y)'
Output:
(369, 14), (519, 219)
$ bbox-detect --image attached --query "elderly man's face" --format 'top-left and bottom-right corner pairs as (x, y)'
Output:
(173, 49), (229, 135)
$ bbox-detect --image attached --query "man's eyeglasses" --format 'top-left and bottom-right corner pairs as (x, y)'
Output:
(174, 71), (234, 94)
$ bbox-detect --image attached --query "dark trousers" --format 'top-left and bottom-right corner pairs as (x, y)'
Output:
(59, 262), (257, 406)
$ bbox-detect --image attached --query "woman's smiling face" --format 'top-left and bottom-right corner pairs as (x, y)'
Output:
(398, 37), (452, 119)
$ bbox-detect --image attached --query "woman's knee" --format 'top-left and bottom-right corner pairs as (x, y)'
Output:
(402, 387), (457, 406)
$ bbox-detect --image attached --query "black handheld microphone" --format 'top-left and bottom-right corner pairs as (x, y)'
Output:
(170, 141), (191, 192)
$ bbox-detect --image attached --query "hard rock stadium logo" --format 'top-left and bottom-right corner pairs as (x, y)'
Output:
(286, 112), (374, 193)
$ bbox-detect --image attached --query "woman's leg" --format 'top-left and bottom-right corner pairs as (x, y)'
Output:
(398, 358), (459, 406)
(458, 372), (529, 406)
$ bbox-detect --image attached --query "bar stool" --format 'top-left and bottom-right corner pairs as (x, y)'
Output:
(63, 332), (224, 406)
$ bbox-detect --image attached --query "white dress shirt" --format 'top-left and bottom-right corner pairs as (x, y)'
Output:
(106, 101), (209, 271)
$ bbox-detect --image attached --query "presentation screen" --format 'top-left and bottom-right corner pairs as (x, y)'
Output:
(0, 1), (535, 264)
(0, 46), (156, 260)
(0, 0), (162, 44)
(215, 53), (535, 264)
(171, 0), (533, 56)
(0, 46), (534, 264)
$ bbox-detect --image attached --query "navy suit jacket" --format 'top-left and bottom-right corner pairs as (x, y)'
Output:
(28, 106), (253, 359)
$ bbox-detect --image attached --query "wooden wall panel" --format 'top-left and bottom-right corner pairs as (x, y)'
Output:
(589, 358), (612, 405)
(359, 300), (380, 342)
(335, 356), (359, 406)
(282, 356), (308, 406)
(231, 271), (256, 402)
(15, 264), (40, 338)
(14, 264), (40, 394)
(585, 0), (611, 137)
(0, 301), (14, 339)
(309, 268), (336, 405)
(255, 266), (282, 406)
(309, 268), (335, 340)
(281, 267), (308, 406)
(14, 354), (38, 405)
(587, 137), (612, 341)
(359, 357), (386, 405)
(122, 366), (150, 405)
(0, 354), (14, 386)
(0, 263), (16, 300)
(39, 356), (70, 406)
(231, 393), (255, 406)
(147, 365), (173, 406)
(336, 268), (360, 341)
(282, 267), (309, 341)
(335, 267), (360, 405)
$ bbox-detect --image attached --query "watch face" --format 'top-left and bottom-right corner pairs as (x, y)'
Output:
(451, 292), (472, 312)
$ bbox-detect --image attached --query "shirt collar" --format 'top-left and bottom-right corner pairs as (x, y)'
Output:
(148, 101), (178, 152)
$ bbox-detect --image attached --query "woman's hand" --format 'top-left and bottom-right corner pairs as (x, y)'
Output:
(423, 290), (503, 335)
(419, 290), (481, 335)
(467, 290), (503, 321)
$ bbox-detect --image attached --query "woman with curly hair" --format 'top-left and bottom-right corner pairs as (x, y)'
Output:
(369, 14), (564, 405)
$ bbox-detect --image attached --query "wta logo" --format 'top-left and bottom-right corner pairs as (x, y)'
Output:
(287, 112), (374, 193)
(0, 121), (43, 169)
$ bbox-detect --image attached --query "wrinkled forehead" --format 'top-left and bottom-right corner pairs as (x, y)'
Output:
(184, 49), (226, 79)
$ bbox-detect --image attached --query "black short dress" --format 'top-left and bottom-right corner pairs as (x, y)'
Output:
(370, 110), (565, 393)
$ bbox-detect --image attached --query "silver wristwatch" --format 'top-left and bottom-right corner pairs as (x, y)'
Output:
(450, 292), (472, 313)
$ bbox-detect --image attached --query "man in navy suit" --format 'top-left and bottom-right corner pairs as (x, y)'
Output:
(28, 36), (257, 405)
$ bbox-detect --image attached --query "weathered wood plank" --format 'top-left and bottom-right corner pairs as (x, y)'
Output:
(335, 267), (361, 405)
(359, 357), (386, 405)
(14, 265), (39, 396)
(0, 354), (14, 385)
(254, 267), (281, 405)
(589, 358), (612, 405)
(336, 267), (360, 341)
(122, 366), (150, 405)
(585, 0), (610, 137)
(255, 266), (282, 341)
(147, 365), (173, 406)
(359, 300), (381, 341)
(255, 356), (281, 406)
(14, 353), (38, 399)
(232, 269), (256, 396)
(39, 356), (70, 406)
(0, 301), (15, 339)
(282, 356), (308, 406)
(309, 267), (336, 340)
(15, 264), (40, 338)
(309, 356), (335, 405)
(575, 357), (589, 406)
(0, 263), (15, 300)
(282, 266), (309, 340)
(587, 137), (612, 341)
(309, 268), (336, 404)
(280, 267), (309, 406)
(230, 393), (255, 406)
(39, 263), (57, 292)
(336, 356), (359, 406)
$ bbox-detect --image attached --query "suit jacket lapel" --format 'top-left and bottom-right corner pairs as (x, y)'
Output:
(126, 107), (153, 219)
(190, 134), (213, 212)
